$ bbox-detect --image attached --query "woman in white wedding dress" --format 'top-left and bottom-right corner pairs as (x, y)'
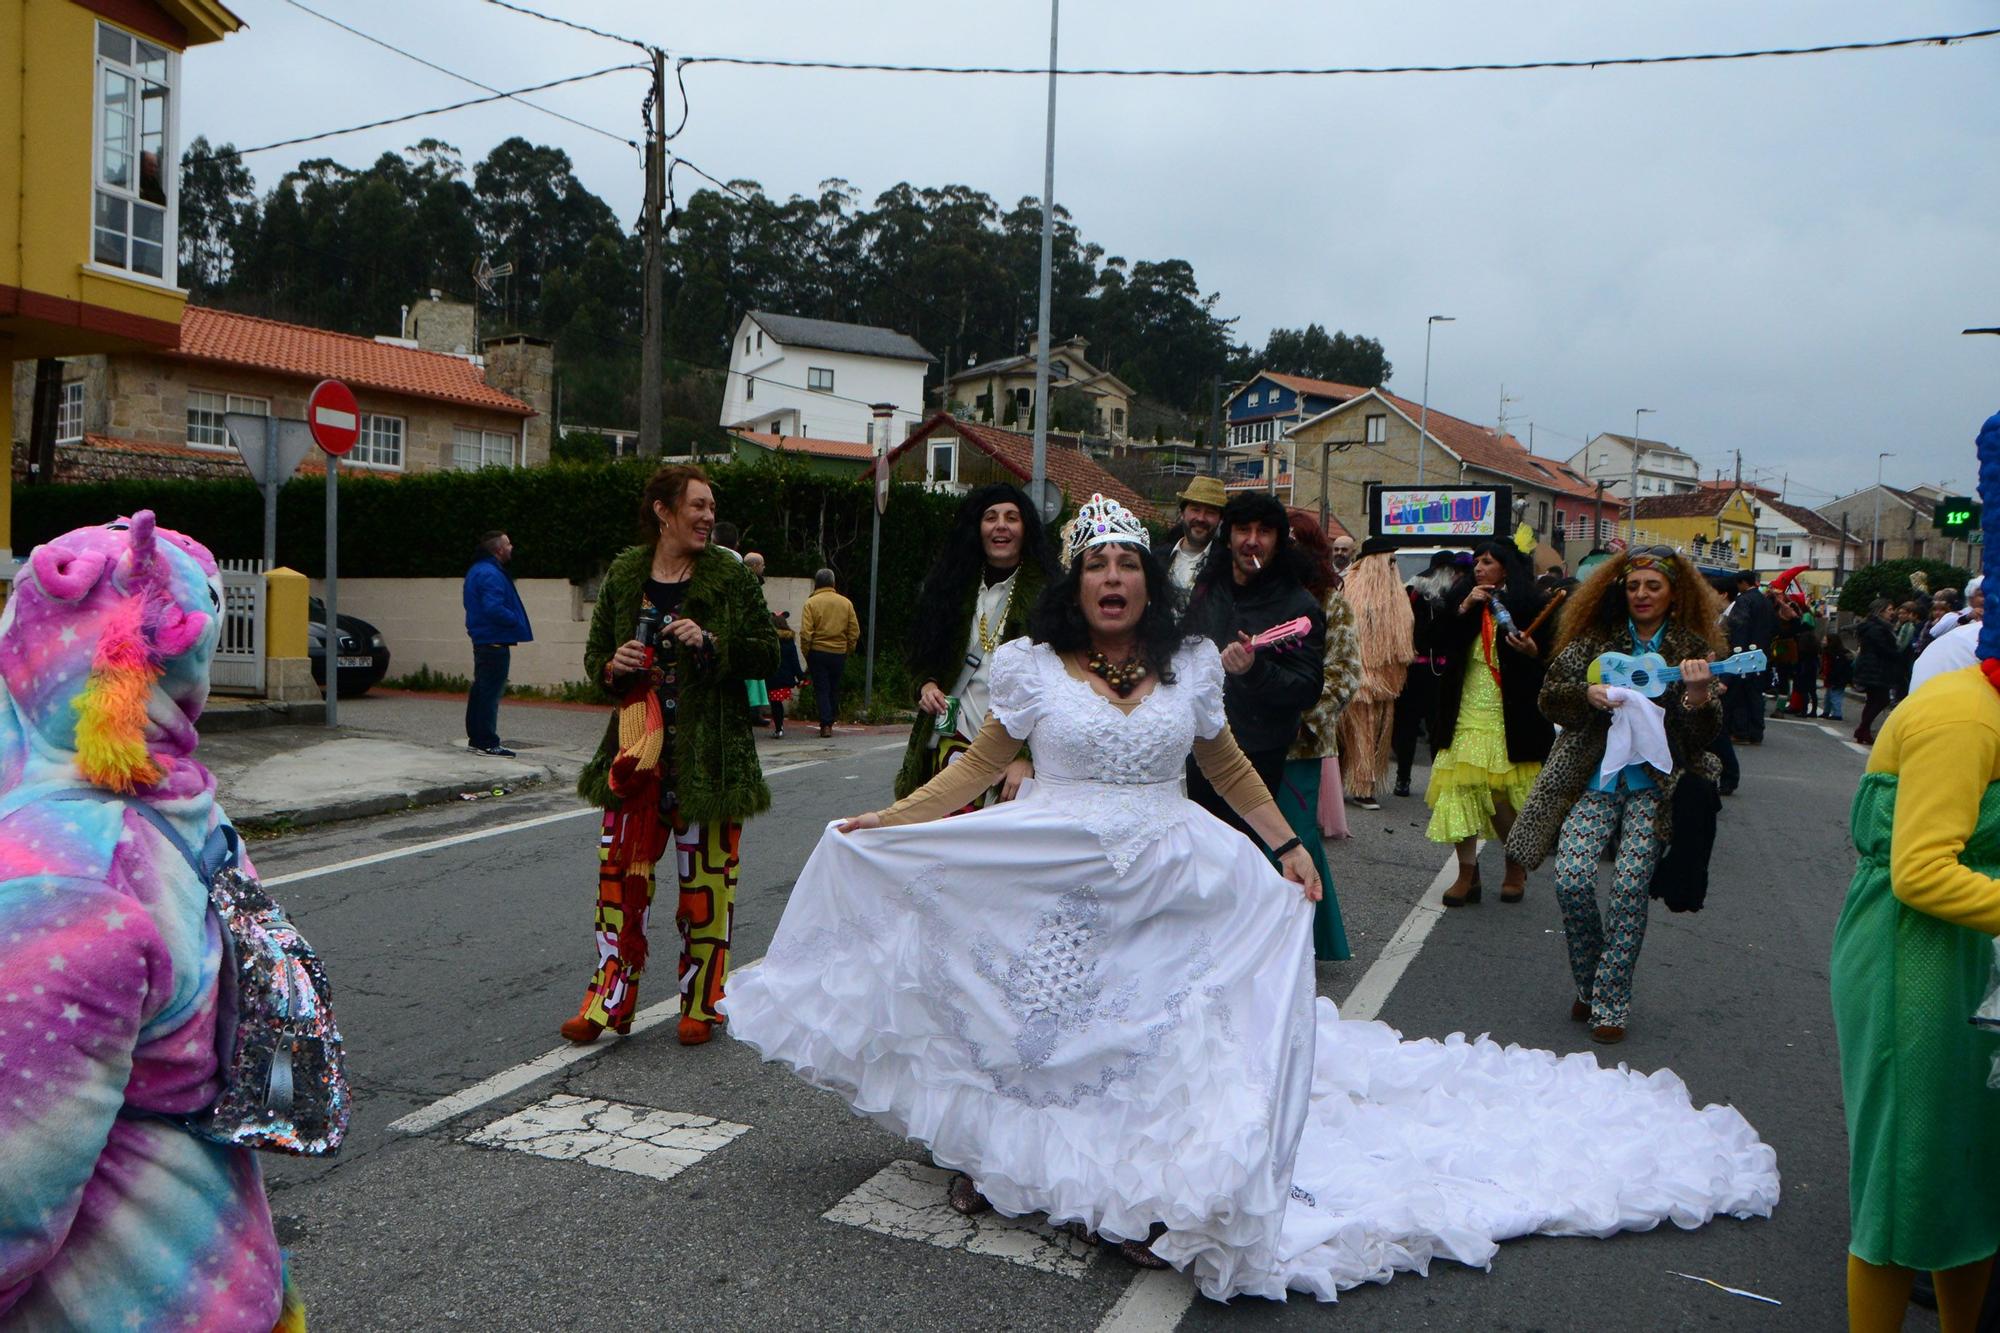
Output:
(724, 495), (1779, 1303)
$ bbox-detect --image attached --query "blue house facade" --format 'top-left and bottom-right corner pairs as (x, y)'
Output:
(1221, 370), (1370, 488)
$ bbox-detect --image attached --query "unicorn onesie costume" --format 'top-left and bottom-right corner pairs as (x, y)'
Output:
(0, 514), (287, 1330)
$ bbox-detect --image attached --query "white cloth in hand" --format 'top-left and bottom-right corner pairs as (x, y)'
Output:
(1599, 686), (1672, 781)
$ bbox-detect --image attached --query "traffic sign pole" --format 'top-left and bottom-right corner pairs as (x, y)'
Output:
(325, 455), (338, 728)
(306, 380), (361, 730)
(263, 423), (278, 571)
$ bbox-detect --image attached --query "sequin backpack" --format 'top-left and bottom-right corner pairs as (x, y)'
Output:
(52, 789), (351, 1156)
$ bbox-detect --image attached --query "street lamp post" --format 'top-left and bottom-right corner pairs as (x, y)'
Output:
(1872, 451), (1896, 566)
(1629, 408), (1656, 544)
(1028, 0), (1059, 524)
(1415, 315), (1453, 485)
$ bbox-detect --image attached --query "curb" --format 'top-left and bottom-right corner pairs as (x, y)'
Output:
(233, 764), (561, 833)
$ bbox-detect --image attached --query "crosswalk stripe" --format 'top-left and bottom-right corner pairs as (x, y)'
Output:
(824, 1160), (1096, 1278)
(465, 1094), (749, 1182)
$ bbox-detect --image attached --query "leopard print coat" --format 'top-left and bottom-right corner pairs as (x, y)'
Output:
(1506, 621), (1723, 870)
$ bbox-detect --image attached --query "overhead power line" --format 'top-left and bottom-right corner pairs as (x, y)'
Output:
(187, 65), (647, 163)
(474, 0), (649, 51)
(278, 0), (638, 149)
(677, 25), (2000, 78)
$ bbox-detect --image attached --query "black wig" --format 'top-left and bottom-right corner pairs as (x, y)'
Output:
(1184, 491), (1314, 641)
(1448, 539), (1543, 626)
(906, 482), (1058, 678)
(1027, 540), (1184, 684)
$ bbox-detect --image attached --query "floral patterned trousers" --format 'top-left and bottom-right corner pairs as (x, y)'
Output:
(1552, 788), (1663, 1028)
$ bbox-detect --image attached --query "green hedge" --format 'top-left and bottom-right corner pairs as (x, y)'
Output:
(14, 458), (964, 685)
(1835, 557), (1974, 617)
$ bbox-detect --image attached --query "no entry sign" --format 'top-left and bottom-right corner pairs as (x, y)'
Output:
(307, 379), (360, 456)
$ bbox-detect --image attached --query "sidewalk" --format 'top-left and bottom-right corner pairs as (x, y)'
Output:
(199, 689), (906, 829)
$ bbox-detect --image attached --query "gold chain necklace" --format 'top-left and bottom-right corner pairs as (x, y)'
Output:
(976, 579), (1010, 655)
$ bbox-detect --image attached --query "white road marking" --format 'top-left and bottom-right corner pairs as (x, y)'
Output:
(1091, 847), (1469, 1329)
(386, 1000), (680, 1135)
(466, 1094), (748, 1181)
(259, 756), (841, 886)
(825, 1160), (1096, 1278)
(261, 808), (598, 887)
(1340, 847), (1470, 1022)
(1096, 1269), (1201, 1333)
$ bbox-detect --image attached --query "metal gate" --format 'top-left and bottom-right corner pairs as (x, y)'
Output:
(212, 559), (266, 695)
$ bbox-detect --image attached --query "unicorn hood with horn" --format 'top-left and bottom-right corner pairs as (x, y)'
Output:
(0, 513), (286, 1329)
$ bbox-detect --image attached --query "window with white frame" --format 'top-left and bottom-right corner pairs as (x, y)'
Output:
(929, 442), (957, 485)
(807, 367), (834, 393)
(755, 330), (763, 350)
(56, 382), (85, 443)
(1364, 413), (1386, 445)
(93, 24), (175, 281)
(452, 426), (516, 470)
(186, 390), (267, 448)
(1249, 389), (1261, 406)
(745, 376), (754, 401)
(351, 414), (404, 469)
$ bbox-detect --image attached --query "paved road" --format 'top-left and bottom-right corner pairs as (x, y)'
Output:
(252, 714), (1870, 1331)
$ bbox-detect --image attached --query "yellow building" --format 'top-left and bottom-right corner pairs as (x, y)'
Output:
(0, 0), (242, 564)
(1628, 487), (1759, 569)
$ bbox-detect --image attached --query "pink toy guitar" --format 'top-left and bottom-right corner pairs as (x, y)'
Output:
(1249, 615), (1313, 653)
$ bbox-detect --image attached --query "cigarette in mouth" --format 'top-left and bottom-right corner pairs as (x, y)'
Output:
(1249, 554), (1262, 570)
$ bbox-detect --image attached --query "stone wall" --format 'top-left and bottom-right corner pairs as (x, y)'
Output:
(481, 335), (554, 466)
(311, 573), (814, 688)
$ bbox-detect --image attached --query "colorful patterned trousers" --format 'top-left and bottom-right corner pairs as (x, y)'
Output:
(579, 813), (741, 1029)
(1552, 788), (1663, 1028)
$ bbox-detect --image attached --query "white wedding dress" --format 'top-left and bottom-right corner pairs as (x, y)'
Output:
(724, 638), (1779, 1302)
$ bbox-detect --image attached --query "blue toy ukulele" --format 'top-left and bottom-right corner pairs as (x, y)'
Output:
(1590, 649), (1767, 698)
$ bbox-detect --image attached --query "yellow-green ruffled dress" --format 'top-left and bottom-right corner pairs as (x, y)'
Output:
(1425, 632), (1541, 843)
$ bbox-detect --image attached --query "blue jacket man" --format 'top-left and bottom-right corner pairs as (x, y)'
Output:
(463, 531), (533, 756)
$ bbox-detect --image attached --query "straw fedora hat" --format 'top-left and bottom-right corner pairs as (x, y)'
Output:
(1176, 476), (1228, 509)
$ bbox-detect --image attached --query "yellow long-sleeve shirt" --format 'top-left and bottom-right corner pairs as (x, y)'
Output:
(1869, 663), (2000, 936)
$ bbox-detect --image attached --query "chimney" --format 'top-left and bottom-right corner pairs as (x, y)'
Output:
(405, 294), (477, 355)
(481, 335), (556, 464)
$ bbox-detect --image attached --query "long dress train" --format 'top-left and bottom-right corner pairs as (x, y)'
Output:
(726, 638), (1778, 1302)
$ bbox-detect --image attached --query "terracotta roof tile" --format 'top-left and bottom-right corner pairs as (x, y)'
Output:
(888, 416), (1160, 523)
(1261, 371), (1374, 400)
(174, 307), (534, 416)
(1629, 490), (1742, 520)
(729, 430), (877, 462)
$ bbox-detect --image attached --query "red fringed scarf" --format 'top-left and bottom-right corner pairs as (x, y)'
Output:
(605, 668), (672, 970)
(1479, 605), (1504, 691)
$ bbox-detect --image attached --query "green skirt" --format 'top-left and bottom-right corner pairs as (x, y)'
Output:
(1280, 758), (1349, 962)
(1830, 772), (2000, 1270)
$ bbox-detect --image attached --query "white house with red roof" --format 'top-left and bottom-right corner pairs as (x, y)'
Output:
(10, 302), (546, 482)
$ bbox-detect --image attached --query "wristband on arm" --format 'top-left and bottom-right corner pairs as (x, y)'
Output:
(1269, 836), (1302, 859)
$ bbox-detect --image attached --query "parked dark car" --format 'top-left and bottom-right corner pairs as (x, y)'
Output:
(308, 597), (391, 696)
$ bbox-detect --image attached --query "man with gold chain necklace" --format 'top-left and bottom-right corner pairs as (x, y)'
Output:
(893, 483), (1058, 804)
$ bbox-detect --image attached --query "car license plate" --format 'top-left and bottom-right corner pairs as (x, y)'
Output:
(336, 656), (371, 669)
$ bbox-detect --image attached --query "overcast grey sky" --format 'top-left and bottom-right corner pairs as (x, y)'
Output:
(181, 1), (2000, 506)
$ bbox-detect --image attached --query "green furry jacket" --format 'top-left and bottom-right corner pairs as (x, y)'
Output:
(577, 544), (780, 823)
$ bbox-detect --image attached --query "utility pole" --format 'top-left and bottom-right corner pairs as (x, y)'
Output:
(1207, 374), (1221, 477)
(1029, 0), (1060, 522)
(1630, 408), (1656, 543)
(639, 47), (666, 456)
(1837, 509), (1849, 586)
(1733, 448), (1743, 489)
(1416, 315), (1453, 485)
(1593, 480), (1605, 548)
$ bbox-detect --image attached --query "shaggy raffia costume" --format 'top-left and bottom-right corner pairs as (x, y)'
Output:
(1333, 552), (1414, 800)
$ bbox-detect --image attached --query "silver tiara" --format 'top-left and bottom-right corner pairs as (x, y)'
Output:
(1062, 493), (1148, 565)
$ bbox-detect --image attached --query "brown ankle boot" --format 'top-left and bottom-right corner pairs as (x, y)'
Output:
(1442, 862), (1482, 907)
(1500, 858), (1528, 903)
